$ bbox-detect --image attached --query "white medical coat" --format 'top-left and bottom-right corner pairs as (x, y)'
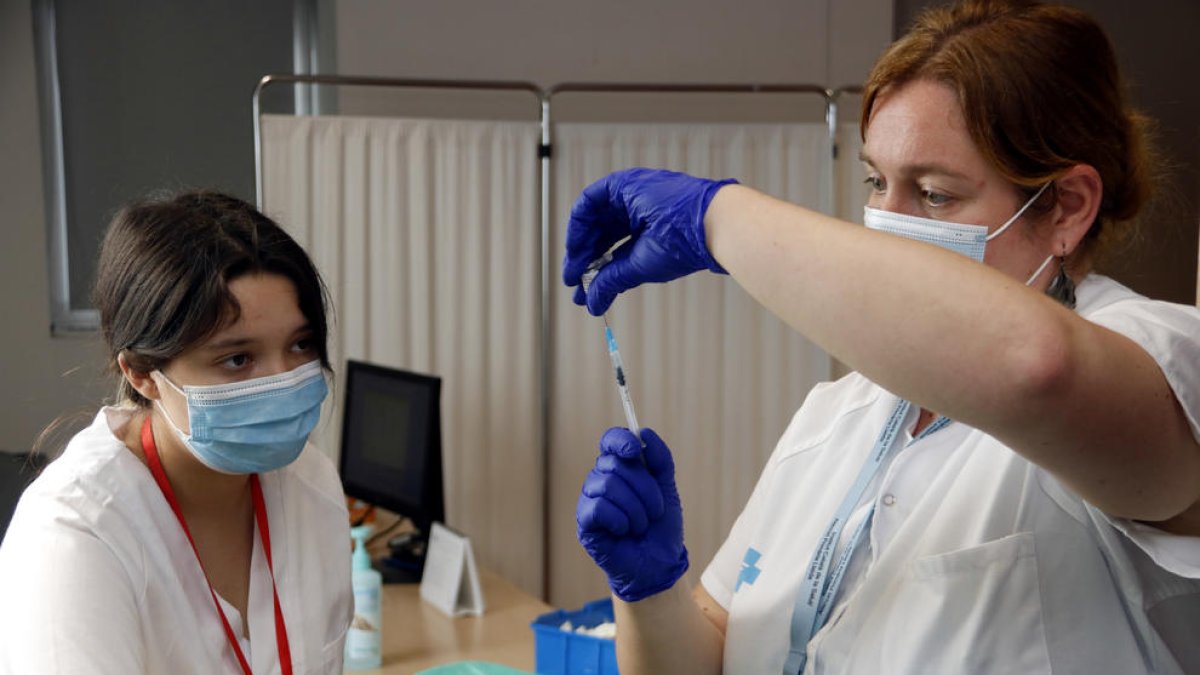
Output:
(701, 275), (1200, 674)
(0, 407), (354, 674)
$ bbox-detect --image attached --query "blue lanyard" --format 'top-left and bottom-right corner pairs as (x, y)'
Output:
(783, 399), (950, 675)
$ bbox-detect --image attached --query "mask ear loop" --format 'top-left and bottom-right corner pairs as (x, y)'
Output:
(1025, 255), (1056, 286)
(150, 371), (192, 439)
(986, 182), (1053, 242)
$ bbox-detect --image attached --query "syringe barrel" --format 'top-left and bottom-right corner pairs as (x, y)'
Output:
(619, 386), (641, 434)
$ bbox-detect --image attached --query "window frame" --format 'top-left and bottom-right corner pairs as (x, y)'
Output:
(32, 0), (322, 335)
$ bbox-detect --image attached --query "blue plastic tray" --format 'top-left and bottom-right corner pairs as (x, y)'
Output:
(530, 598), (619, 675)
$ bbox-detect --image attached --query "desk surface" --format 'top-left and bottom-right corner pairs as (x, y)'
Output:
(356, 568), (552, 674)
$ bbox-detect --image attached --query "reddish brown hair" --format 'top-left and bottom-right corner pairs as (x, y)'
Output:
(862, 0), (1156, 266)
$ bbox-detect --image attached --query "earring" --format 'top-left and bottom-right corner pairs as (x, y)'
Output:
(1045, 249), (1076, 309)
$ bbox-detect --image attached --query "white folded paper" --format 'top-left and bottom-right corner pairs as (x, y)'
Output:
(419, 522), (485, 617)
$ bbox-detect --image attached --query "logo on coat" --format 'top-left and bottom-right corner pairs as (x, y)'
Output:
(736, 547), (762, 591)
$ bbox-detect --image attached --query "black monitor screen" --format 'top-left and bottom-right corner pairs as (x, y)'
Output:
(339, 360), (443, 533)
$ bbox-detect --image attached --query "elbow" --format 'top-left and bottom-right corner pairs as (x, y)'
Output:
(1009, 316), (1200, 523)
(1006, 317), (1077, 411)
(1089, 478), (1200, 525)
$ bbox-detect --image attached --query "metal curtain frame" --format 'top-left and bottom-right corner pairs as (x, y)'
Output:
(545, 81), (836, 158)
(252, 74), (544, 205)
(252, 75), (852, 600)
(540, 81), (838, 600)
(829, 85), (865, 159)
(253, 72), (550, 595)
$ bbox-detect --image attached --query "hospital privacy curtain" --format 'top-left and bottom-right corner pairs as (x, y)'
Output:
(259, 113), (865, 605)
(549, 122), (841, 606)
(259, 114), (544, 595)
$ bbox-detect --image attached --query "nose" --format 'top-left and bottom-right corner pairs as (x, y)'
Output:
(874, 190), (917, 217)
(258, 359), (290, 378)
(259, 352), (305, 377)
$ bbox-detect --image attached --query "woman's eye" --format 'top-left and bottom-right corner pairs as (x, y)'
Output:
(220, 353), (251, 370)
(921, 188), (951, 207)
(864, 175), (885, 193)
(291, 337), (315, 354)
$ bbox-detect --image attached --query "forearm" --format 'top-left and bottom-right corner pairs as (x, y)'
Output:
(612, 580), (724, 675)
(704, 185), (1200, 520)
(705, 184), (1066, 428)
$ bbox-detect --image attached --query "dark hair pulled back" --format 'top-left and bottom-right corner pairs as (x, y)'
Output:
(93, 191), (331, 407)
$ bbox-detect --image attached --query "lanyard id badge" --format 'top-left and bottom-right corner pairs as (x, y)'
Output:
(783, 399), (949, 675)
(142, 416), (294, 675)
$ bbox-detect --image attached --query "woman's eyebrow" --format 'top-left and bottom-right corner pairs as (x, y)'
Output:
(858, 150), (970, 181)
(903, 162), (972, 181)
(202, 336), (256, 352)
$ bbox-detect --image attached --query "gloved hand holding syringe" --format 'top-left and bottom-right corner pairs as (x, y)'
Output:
(569, 170), (715, 605)
(580, 252), (643, 444)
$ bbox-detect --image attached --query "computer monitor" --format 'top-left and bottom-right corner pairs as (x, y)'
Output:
(339, 360), (444, 580)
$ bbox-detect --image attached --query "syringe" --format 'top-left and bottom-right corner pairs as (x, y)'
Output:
(581, 255), (642, 439)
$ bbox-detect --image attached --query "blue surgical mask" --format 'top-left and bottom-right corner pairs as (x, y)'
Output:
(863, 182), (1053, 284)
(152, 360), (328, 474)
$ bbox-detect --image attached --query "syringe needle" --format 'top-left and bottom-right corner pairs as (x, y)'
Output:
(582, 258), (645, 447)
(605, 325), (641, 436)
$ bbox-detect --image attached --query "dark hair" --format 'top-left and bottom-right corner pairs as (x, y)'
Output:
(862, 0), (1159, 268)
(93, 191), (331, 407)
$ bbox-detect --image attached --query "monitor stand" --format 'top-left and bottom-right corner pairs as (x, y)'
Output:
(375, 532), (428, 584)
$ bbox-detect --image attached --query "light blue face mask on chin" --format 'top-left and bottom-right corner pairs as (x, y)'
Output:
(863, 182), (1055, 285)
(153, 360), (328, 474)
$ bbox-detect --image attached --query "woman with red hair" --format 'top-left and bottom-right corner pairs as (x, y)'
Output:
(566, 1), (1200, 673)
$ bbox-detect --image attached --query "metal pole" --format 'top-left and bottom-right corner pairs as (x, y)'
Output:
(828, 86), (865, 219)
(256, 72), (543, 93)
(548, 82), (831, 97)
(539, 93), (553, 601)
(253, 77), (266, 208)
(826, 90), (838, 216)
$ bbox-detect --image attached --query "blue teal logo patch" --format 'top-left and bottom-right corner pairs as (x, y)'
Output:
(736, 547), (762, 592)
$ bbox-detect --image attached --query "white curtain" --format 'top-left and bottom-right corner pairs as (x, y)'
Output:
(260, 114), (544, 596)
(259, 112), (867, 607)
(548, 122), (838, 607)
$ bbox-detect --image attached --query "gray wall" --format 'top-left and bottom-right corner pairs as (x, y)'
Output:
(335, 0), (889, 86)
(54, 0), (294, 311)
(893, 0), (1200, 304)
(1, 0), (892, 455)
(1, 0), (109, 456)
(330, 0), (891, 122)
(0, 0), (295, 456)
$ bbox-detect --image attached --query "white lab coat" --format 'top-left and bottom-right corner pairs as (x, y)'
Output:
(0, 407), (354, 674)
(701, 274), (1200, 674)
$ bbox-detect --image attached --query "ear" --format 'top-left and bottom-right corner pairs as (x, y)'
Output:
(118, 352), (161, 402)
(1050, 164), (1102, 257)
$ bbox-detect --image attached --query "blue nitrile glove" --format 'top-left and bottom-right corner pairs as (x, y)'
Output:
(576, 427), (689, 602)
(562, 168), (738, 316)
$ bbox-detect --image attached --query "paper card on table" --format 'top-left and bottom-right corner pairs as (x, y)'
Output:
(419, 522), (485, 618)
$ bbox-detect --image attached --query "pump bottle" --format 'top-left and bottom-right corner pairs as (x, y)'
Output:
(344, 525), (383, 670)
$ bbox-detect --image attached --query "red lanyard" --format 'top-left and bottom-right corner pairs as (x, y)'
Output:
(141, 416), (293, 675)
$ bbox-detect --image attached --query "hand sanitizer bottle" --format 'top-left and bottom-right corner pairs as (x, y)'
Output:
(344, 525), (383, 670)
